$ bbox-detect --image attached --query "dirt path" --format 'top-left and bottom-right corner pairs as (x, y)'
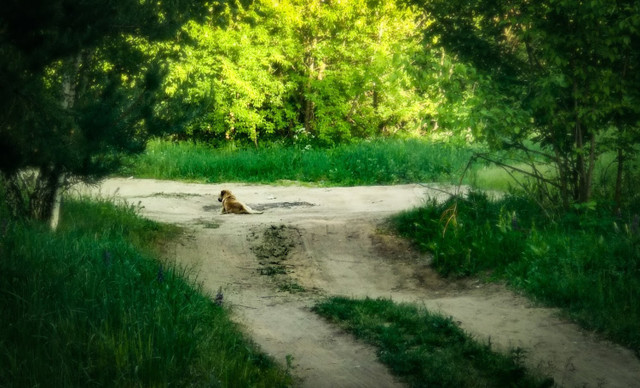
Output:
(80, 178), (640, 387)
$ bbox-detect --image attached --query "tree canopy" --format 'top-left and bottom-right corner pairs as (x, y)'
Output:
(162, 0), (435, 146)
(407, 0), (640, 207)
(0, 0), (211, 221)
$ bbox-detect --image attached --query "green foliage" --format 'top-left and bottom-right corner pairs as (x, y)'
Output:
(410, 0), (640, 207)
(392, 193), (640, 355)
(0, 0), (215, 222)
(313, 297), (551, 388)
(507, 218), (640, 355)
(0, 0), (210, 177)
(162, 0), (439, 146)
(165, 2), (300, 145)
(393, 192), (536, 277)
(0, 198), (292, 386)
(124, 138), (476, 185)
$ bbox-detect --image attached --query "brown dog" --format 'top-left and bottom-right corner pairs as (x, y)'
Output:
(218, 189), (263, 214)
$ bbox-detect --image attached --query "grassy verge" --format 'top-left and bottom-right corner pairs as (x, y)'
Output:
(313, 297), (552, 388)
(391, 192), (640, 356)
(0, 197), (292, 386)
(122, 138), (479, 186)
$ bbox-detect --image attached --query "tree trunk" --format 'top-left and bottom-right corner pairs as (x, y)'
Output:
(28, 166), (63, 224)
(303, 82), (315, 133)
(614, 147), (624, 211)
(554, 147), (570, 210)
(572, 79), (594, 204)
(372, 89), (379, 111)
(300, 29), (317, 134)
(584, 133), (596, 202)
(303, 55), (316, 133)
(36, 53), (83, 230)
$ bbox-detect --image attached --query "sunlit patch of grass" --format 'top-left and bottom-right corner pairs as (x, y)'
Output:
(122, 138), (478, 186)
(61, 195), (182, 254)
(313, 297), (552, 388)
(0, 198), (292, 386)
(468, 164), (528, 192)
(464, 162), (556, 193)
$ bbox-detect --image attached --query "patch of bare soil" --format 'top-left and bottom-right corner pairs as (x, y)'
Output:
(77, 178), (640, 388)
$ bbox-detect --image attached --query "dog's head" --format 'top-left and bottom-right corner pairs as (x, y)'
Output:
(218, 189), (231, 202)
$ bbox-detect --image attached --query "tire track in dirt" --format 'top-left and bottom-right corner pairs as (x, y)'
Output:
(80, 178), (640, 388)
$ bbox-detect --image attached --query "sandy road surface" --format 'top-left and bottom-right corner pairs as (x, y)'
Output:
(78, 178), (640, 387)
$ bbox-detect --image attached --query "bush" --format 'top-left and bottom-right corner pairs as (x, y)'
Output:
(393, 192), (537, 276)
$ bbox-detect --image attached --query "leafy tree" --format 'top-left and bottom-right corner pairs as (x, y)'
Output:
(164, 1), (300, 146)
(293, 0), (425, 144)
(408, 0), (640, 208)
(164, 0), (428, 146)
(0, 0), (210, 225)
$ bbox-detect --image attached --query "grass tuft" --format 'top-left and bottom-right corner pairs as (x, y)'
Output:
(313, 297), (552, 388)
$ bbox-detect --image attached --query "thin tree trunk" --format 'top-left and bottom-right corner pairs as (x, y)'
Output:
(554, 147), (570, 209)
(41, 53), (81, 229)
(303, 93), (314, 133)
(303, 54), (316, 133)
(373, 89), (379, 111)
(614, 147), (624, 211)
(584, 133), (596, 202)
(300, 29), (317, 134)
(29, 166), (62, 223)
(573, 79), (592, 203)
(49, 173), (65, 230)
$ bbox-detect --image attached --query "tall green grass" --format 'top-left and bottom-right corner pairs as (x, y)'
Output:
(123, 138), (477, 186)
(313, 297), (552, 388)
(0, 197), (292, 386)
(392, 193), (640, 356)
(468, 163), (555, 192)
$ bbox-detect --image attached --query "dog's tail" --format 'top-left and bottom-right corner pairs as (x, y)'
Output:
(244, 205), (263, 214)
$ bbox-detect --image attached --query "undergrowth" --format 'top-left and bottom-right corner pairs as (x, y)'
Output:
(0, 197), (292, 386)
(313, 297), (552, 388)
(392, 192), (640, 356)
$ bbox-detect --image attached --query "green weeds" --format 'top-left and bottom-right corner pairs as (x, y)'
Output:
(392, 192), (640, 355)
(123, 138), (477, 186)
(61, 196), (181, 253)
(392, 193), (537, 277)
(0, 198), (292, 386)
(313, 297), (552, 388)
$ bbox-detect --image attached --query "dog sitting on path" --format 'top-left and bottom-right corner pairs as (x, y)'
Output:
(218, 189), (263, 214)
